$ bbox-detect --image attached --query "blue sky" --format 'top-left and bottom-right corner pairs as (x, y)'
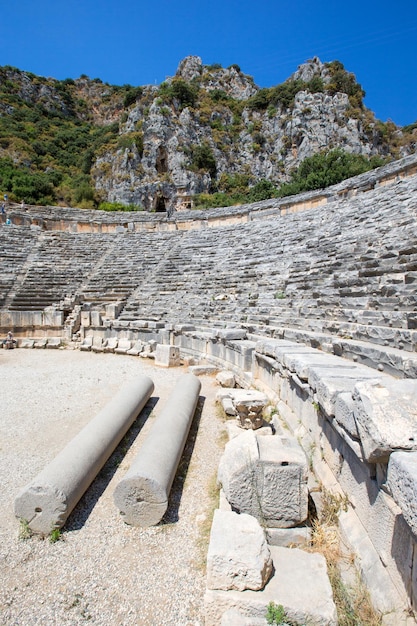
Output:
(1, 0), (416, 126)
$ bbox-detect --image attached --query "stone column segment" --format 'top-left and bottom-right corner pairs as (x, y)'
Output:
(113, 373), (201, 526)
(15, 375), (154, 534)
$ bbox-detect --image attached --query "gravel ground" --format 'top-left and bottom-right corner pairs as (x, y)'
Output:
(0, 348), (224, 626)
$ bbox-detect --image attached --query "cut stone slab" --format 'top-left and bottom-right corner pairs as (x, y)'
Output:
(217, 430), (308, 528)
(266, 526), (312, 547)
(387, 451), (417, 536)
(284, 351), (344, 381)
(206, 509), (272, 591)
(188, 364), (218, 375)
(215, 329), (247, 341)
(308, 365), (370, 391)
(154, 344), (181, 367)
(255, 339), (303, 357)
(205, 545), (337, 626)
(353, 379), (417, 463)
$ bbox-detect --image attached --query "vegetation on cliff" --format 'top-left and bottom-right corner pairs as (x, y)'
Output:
(0, 58), (415, 210)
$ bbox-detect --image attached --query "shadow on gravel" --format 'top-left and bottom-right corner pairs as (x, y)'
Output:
(160, 395), (205, 525)
(64, 396), (159, 532)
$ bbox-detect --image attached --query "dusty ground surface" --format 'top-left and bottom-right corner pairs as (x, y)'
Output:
(0, 348), (224, 626)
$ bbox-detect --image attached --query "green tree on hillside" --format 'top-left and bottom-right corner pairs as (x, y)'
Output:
(278, 149), (385, 197)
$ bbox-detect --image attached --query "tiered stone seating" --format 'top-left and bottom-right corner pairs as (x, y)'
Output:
(1, 157), (417, 357)
(0, 226), (39, 309)
(6, 232), (105, 311)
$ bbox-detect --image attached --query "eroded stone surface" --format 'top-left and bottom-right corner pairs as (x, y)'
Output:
(205, 545), (338, 626)
(216, 389), (268, 430)
(353, 379), (417, 463)
(387, 451), (417, 537)
(206, 509), (272, 592)
(217, 430), (308, 527)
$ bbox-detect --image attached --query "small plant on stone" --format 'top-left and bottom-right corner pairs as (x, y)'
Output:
(274, 290), (286, 299)
(266, 602), (299, 625)
(18, 518), (33, 541)
(49, 527), (63, 543)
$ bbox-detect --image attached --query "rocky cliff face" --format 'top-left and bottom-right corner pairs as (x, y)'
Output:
(0, 57), (415, 212)
(91, 56), (412, 212)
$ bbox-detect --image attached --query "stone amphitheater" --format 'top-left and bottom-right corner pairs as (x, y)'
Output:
(2, 153), (417, 625)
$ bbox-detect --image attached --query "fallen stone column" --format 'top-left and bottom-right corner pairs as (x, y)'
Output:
(15, 375), (154, 534)
(113, 373), (201, 526)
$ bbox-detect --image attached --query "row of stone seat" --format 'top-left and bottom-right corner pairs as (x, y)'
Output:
(1, 171), (417, 354)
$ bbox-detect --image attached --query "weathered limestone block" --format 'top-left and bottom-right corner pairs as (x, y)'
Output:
(216, 389), (268, 430)
(189, 364), (218, 375)
(14, 375), (154, 534)
(204, 546), (337, 626)
(80, 311), (91, 327)
(353, 379), (417, 463)
(216, 370), (236, 388)
(387, 451), (417, 536)
(105, 303), (123, 319)
(309, 365), (379, 416)
(266, 526), (312, 547)
(284, 350), (342, 381)
(255, 339), (304, 360)
(90, 310), (102, 326)
(217, 430), (308, 527)
(206, 510), (272, 591)
(154, 344), (181, 367)
(215, 329), (247, 341)
(309, 364), (378, 393)
(334, 391), (360, 440)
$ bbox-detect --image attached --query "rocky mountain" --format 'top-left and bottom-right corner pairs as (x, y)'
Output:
(0, 56), (415, 212)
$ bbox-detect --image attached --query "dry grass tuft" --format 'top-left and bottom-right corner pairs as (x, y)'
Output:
(309, 489), (383, 626)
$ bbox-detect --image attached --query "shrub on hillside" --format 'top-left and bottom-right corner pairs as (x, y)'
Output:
(190, 142), (217, 178)
(278, 148), (385, 197)
(98, 201), (143, 212)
